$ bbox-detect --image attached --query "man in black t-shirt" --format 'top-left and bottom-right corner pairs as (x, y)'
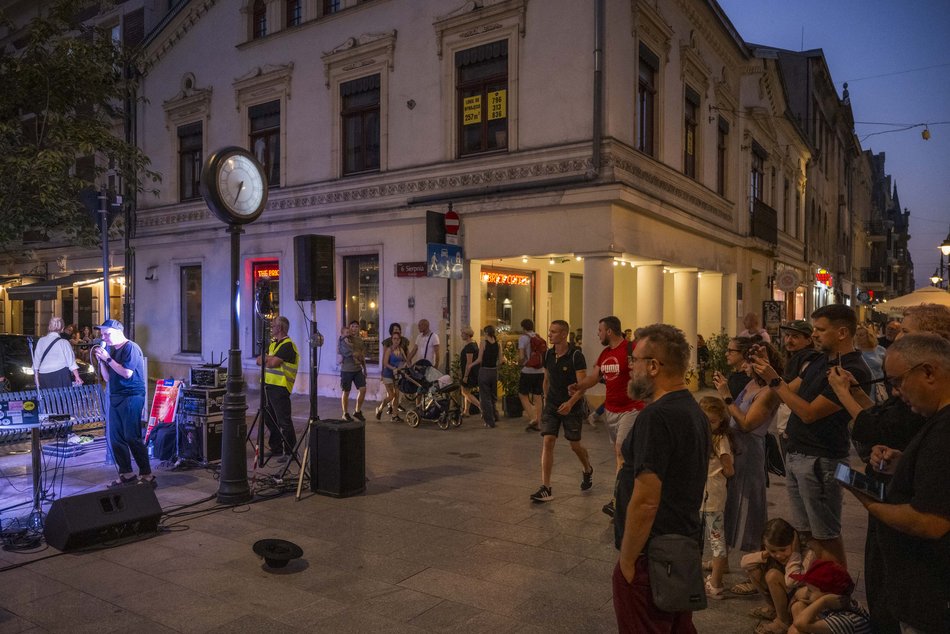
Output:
(853, 334), (950, 633)
(753, 304), (870, 568)
(528, 320), (593, 503)
(613, 324), (709, 632)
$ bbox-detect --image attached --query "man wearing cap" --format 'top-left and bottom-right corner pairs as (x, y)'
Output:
(93, 319), (152, 487)
(780, 320), (821, 383)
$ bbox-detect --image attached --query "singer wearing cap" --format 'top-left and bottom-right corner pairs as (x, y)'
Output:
(93, 319), (153, 488)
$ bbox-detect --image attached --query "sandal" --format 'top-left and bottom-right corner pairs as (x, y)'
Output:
(753, 620), (787, 634)
(139, 476), (158, 489)
(749, 606), (777, 620)
(108, 474), (138, 488)
(731, 581), (758, 596)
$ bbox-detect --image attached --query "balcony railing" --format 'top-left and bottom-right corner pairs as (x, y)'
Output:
(861, 267), (888, 285)
(751, 199), (778, 245)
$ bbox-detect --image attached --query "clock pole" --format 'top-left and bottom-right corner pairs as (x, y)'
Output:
(218, 223), (252, 504)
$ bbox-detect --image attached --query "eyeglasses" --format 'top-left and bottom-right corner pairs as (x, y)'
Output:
(885, 363), (925, 391)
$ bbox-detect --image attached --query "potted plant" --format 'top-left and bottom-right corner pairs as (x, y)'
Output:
(704, 330), (732, 385)
(497, 339), (524, 418)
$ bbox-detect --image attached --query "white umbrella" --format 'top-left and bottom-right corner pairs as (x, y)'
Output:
(883, 286), (950, 313)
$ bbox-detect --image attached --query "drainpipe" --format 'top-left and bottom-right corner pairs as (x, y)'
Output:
(592, 0), (605, 174)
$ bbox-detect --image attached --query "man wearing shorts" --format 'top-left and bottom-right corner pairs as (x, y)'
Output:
(570, 316), (644, 517)
(337, 320), (367, 421)
(753, 304), (870, 566)
(529, 320), (593, 503)
(518, 319), (545, 432)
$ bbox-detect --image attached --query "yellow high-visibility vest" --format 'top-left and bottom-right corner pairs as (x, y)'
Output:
(264, 338), (299, 392)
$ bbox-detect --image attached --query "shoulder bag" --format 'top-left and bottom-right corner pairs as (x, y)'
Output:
(647, 533), (708, 612)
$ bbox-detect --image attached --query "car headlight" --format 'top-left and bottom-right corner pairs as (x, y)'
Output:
(20, 366), (34, 375)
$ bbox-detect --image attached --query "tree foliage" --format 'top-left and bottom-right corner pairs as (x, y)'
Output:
(0, 0), (159, 249)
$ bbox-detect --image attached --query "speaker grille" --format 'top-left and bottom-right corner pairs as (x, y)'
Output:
(294, 234), (336, 302)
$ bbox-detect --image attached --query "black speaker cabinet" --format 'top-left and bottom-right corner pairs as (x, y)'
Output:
(44, 486), (162, 551)
(294, 234), (336, 302)
(178, 415), (223, 463)
(310, 419), (365, 498)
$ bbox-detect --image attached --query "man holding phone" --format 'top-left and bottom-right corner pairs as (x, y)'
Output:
(750, 305), (870, 567)
(850, 334), (950, 633)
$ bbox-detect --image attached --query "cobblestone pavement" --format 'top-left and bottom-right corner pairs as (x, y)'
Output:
(0, 391), (868, 632)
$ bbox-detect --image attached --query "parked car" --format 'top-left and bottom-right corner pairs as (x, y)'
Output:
(0, 334), (98, 392)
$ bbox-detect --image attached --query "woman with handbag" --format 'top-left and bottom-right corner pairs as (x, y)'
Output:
(32, 317), (83, 389)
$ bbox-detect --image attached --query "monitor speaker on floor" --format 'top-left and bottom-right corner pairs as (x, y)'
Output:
(43, 485), (162, 551)
(293, 234), (335, 302)
(310, 419), (365, 498)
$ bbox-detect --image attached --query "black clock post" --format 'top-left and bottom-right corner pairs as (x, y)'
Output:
(199, 147), (268, 505)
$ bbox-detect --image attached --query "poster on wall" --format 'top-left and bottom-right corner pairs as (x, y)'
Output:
(145, 379), (182, 443)
(762, 300), (785, 342)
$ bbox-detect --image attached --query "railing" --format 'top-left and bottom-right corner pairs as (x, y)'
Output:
(0, 384), (105, 446)
(751, 199), (778, 245)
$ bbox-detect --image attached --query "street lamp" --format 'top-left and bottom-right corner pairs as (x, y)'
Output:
(937, 225), (950, 290)
(199, 148), (268, 505)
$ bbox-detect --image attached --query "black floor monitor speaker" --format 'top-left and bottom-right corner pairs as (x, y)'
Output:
(43, 486), (162, 551)
(294, 234), (335, 301)
(310, 419), (365, 498)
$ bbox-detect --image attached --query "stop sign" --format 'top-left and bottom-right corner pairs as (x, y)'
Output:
(444, 210), (460, 235)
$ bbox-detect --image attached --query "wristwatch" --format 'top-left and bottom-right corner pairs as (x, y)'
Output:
(769, 377), (782, 388)
(723, 397), (734, 405)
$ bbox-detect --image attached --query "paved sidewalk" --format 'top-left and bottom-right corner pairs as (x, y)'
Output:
(0, 392), (868, 633)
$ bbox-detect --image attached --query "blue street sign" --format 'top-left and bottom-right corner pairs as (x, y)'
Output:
(426, 243), (463, 279)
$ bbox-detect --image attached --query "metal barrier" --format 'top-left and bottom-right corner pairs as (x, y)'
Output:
(0, 385), (106, 446)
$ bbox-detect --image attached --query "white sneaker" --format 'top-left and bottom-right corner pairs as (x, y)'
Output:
(704, 575), (725, 600)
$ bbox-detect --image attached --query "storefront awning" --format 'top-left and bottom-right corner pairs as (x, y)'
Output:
(5, 271), (113, 301)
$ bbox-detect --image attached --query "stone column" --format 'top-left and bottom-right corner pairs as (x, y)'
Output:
(722, 273), (738, 336)
(636, 264), (664, 327)
(673, 271), (699, 368)
(698, 272), (724, 339)
(582, 256), (615, 362)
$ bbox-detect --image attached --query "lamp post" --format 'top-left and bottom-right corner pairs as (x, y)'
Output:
(939, 225), (950, 290)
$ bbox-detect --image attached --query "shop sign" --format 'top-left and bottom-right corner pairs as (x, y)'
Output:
(395, 262), (427, 278)
(815, 268), (833, 287)
(481, 271), (532, 286)
(253, 264), (280, 282)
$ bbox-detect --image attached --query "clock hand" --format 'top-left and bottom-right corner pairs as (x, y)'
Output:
(233, 181), (244, 205)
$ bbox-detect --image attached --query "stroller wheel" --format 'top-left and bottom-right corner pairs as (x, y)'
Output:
(438, 415), (450, 430)
(405, 410), (421, 428)
(450, 410), (462, 427)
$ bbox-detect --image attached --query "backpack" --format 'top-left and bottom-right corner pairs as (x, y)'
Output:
(525, 334), (548, 369)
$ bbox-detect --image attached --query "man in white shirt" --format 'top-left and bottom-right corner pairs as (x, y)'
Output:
(409, 319), (440, 370)
(33, 317), (82, 388)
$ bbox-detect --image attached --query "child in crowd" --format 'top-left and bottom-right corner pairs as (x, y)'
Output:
(788, 559), (871, 633)
(699, 396), (735, 599)
(741, 517), (808, 634)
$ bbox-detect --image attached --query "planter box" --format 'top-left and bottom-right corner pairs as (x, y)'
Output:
(502, 394), (523, 418)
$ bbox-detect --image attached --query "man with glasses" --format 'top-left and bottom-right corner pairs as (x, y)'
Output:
(850, 334), (950, 634)
(529, 320), (593, 503)
(751, 304), (870, 567)
(613, 324), (709, 631)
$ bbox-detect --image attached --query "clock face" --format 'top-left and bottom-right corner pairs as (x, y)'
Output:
(200, 147), (268, 225)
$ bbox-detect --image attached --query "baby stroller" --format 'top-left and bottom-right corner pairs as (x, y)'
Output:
(395, 360), (462, 430)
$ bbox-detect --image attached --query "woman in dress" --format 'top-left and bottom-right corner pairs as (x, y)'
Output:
(375, 322), (408, 421)
(713, 338), (783, 594)
(854, 324), (886, 402)
(458, 326), (481, 416)
(472, 325), (499, 428)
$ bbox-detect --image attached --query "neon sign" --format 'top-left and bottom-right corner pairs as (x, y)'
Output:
(481, 271), (532, 286)
(815, 268), (833, 287)
(253, 265), (280, 282)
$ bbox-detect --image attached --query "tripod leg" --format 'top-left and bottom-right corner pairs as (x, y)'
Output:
(295, 443), (309, 500)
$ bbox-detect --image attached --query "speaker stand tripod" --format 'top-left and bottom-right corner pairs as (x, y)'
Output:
(295, 303), (323, 500)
